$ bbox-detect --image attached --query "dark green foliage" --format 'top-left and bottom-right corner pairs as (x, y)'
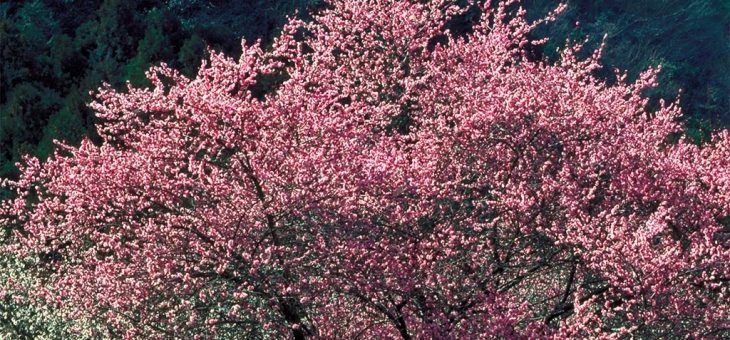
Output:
(35, 88), (87, 160)
(168, 0), (323, 53)
(522, 0), (730, 130)
(177, 33), (205, 77)
(0, 0), (317, 181)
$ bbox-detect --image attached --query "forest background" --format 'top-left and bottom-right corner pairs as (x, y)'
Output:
(1, 0), (729, 184)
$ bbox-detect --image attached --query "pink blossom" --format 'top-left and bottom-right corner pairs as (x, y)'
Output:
(1, 0), (728, 338)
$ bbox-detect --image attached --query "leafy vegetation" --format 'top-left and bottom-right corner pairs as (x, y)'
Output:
(1, 0), (727, 182)
(524, 0), (730, 139)
(0, 0), (319, 182)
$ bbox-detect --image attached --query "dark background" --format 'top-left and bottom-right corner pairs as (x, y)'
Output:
(1, 0), (728, 179)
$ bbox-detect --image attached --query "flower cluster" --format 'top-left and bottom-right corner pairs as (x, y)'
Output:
(2, 0), (728, 338)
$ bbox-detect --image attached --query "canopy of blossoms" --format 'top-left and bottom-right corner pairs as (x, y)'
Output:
(2, 0), (728, 338)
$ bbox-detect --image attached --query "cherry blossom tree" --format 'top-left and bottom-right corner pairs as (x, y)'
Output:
(2, 0), (728, 338)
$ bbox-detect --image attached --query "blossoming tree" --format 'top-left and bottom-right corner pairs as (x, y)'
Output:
(2, 0), (728, 338)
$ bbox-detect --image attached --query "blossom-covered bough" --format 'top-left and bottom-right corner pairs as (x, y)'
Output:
(2, 0), (728, 338)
